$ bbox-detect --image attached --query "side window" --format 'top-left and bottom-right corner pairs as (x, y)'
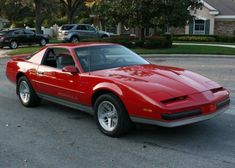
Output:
(87, 26), (96, 32)
(13, 30), (23, 35)
(76, 25), (87, 30)
(24, 30), (35, 35)
(42, 48), (75, 69)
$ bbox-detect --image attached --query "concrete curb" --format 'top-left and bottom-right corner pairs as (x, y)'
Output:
(173, 42), (235, 49)
(0, 50), (11, 58)
(0, 54), (11, 58)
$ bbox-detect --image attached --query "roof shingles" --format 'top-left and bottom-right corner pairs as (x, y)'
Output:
(204, 0), (235, 15)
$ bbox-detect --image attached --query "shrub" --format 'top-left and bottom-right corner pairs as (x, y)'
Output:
(173, 35), (216, 42)
(134, 40), (144, 48)
(215, 36), (235, 43)
(81, 35), (172, 49)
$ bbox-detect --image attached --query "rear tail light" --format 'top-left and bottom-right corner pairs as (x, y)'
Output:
(0, 36), (4, 40)
(63, 32), (68, 36)
(161, 96), (187, 104)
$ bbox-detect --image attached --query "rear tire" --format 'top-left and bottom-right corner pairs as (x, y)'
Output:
(101, 35), (108, 39)
(9, 41), (18, 49)
(39, 38), (47, 46)
(17, 76), (41, 107)
(70, 36), (79, 43)
(94, 93), (133, 137)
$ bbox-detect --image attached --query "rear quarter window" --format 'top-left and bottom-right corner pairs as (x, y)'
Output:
(61, 25), (74, 30)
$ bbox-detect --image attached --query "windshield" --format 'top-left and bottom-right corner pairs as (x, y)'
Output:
(75, 45), (149, 72)
(61, 25), (74, 30)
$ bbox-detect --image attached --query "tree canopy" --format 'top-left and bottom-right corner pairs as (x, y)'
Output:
(93, 0), (202, 39)
(0, 0), (203, 37)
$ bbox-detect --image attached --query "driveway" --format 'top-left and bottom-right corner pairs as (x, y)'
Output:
(0, 56), (235, 168)
(0, 49), (11, 58)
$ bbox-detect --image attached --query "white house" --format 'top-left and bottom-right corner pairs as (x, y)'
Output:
(185, 0), (235, 36)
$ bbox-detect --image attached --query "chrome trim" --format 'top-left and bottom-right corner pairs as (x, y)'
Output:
(130, 106), (230, 128)
(37, 93), (94, 115)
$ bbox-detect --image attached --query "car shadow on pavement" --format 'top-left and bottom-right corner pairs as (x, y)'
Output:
(41, 98), (230, 144)
(40, 100), (92, 120)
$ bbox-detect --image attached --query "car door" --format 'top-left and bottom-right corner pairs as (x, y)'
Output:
(76, 25), (89, 40)
(86, 25), (99, 39)
(12, 30), (25, 44)
(36, 47), (82, 103)
(24, 29), (36, 44)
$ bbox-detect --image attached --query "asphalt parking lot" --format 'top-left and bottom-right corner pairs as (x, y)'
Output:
(0, 55), (235, 168)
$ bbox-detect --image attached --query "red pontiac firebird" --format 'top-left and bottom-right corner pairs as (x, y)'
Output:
(6, 43), (230, 136)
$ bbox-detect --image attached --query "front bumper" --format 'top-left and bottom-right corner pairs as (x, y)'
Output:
(130, 98), (230, 127)
(57, 35), (70, 42)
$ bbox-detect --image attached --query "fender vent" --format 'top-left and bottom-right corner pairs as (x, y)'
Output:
(161, 96), (187, 104)
(211, 87), (224, 93)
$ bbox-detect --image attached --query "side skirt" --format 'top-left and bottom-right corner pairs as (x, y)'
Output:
(37, 93), (94, 115)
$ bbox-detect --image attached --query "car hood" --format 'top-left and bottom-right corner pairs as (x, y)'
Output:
(91, 64), (221, 101)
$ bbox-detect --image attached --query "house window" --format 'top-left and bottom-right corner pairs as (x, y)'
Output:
(194, 20), (205, 34)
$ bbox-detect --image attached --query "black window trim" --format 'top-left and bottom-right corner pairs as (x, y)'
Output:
(41, 47), (78, 71)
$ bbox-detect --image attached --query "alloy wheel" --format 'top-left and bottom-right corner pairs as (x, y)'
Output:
(97, 101), (118, 132)
(10, 41), (18, 49)
(19, 80), (30, 104)
(40, 39), (46, 46)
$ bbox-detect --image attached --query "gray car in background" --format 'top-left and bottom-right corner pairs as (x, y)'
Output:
(57, 24), (110, 42)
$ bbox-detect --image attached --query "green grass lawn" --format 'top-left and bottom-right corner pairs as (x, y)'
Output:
(133, 45), (235, 55)
(8, 44), (235, 56)
(8, 46), (41, 55)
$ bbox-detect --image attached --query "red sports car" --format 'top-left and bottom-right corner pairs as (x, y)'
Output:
(6, 43), (230, 136)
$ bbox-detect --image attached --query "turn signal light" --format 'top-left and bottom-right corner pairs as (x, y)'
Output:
(143, 108), (153, 113)
(202, 103), (217, 113)
(209, 104), (217, 112)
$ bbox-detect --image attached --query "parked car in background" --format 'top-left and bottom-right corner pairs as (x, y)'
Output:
(58, 24), (110, 43)
(0, 28), (49, 49)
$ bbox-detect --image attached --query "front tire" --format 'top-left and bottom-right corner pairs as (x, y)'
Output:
(17, 76), (41, 107)
(9, 41), (18, 49)
(94, 93), (133, 137)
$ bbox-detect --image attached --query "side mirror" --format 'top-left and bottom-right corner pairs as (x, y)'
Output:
(62, 65), (78, 74)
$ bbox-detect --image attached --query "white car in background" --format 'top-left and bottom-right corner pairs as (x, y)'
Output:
(58, 24), (110, 43)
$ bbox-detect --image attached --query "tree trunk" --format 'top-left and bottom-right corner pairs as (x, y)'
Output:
(138, 27), (145, 41)
(34, 0), (42, 34)
(68, 10), (75, 24)
(60, 0), (81, 24)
